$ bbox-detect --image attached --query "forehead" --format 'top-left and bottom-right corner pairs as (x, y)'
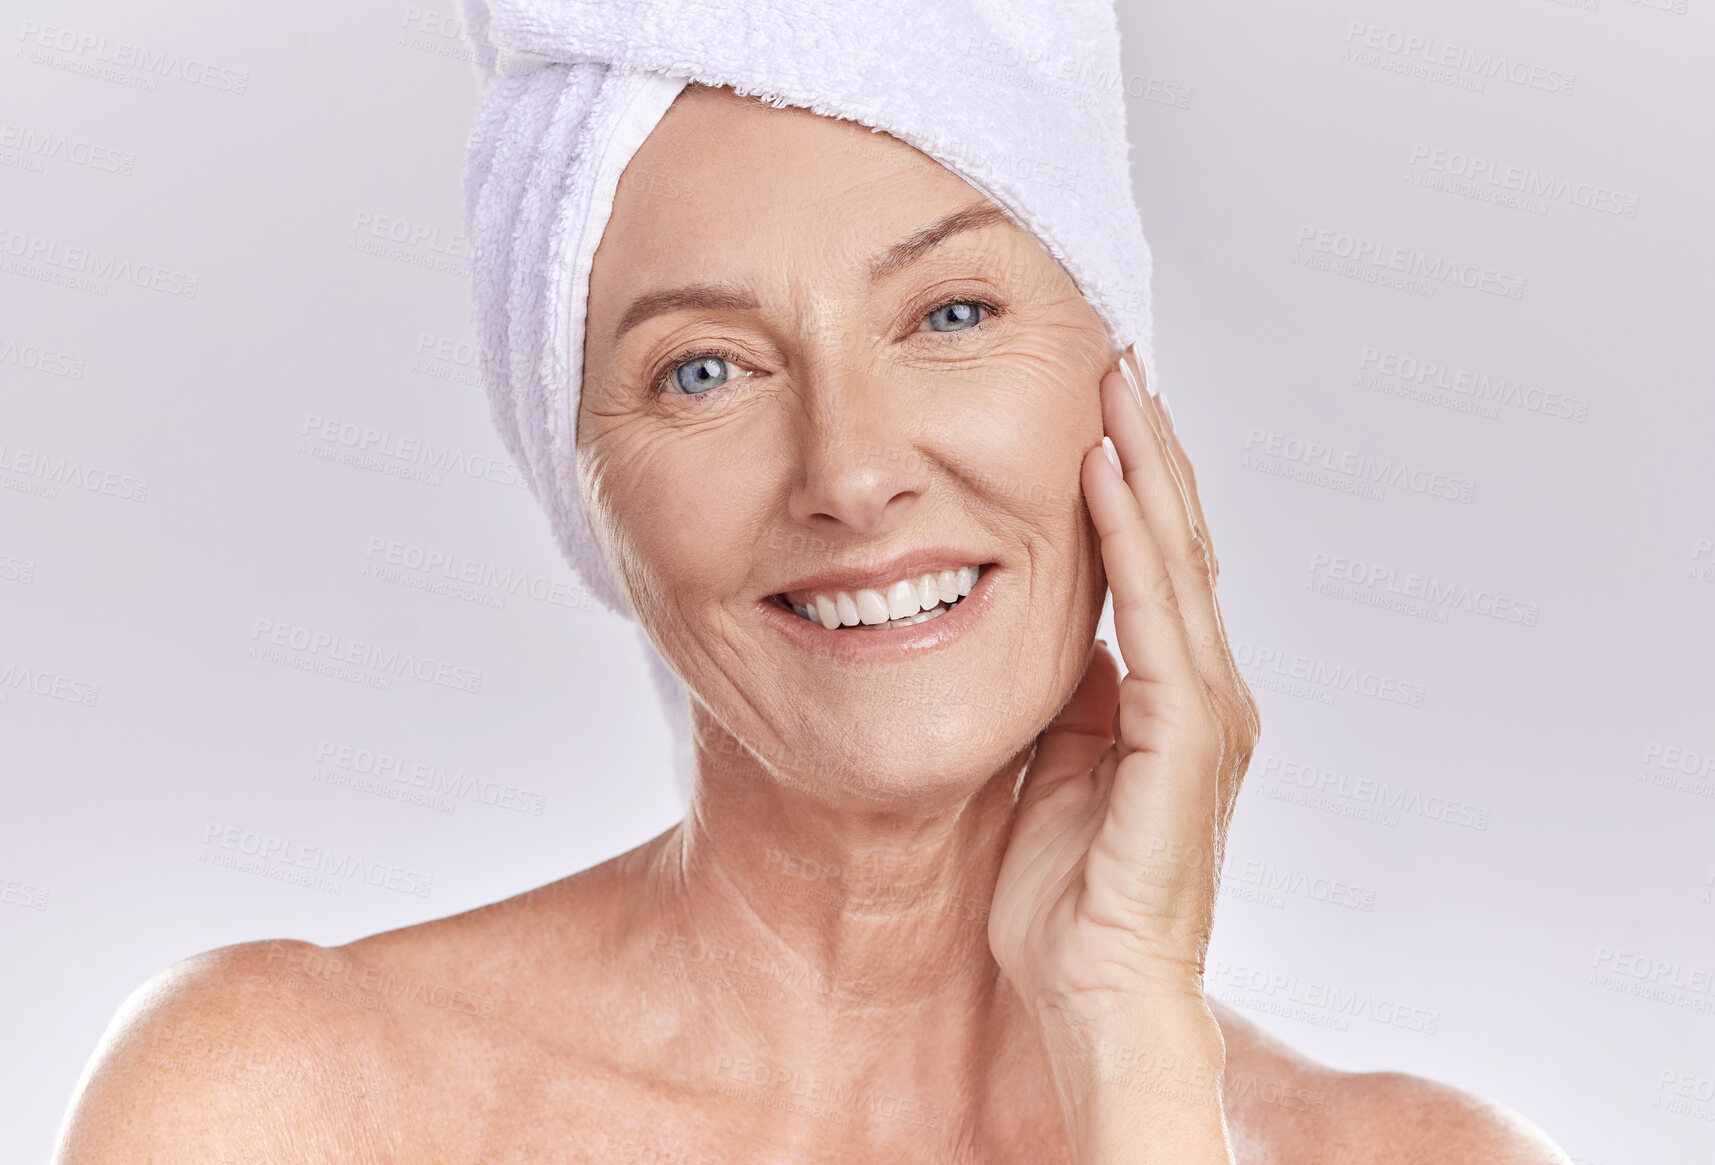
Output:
(593, 86), (1026, 299)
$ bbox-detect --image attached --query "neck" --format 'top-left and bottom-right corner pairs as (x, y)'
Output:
(634, 703), (1056, 1134)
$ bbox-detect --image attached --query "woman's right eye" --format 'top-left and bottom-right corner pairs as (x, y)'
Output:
(669, 355), (736, 395)
(922, 301), (987, 333)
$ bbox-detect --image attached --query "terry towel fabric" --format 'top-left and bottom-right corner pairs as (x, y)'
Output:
(458, 0), (1158, 801)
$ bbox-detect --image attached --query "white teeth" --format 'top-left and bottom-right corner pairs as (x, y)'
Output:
(855, 589), (891, 625)
(884, 604), (947, 629)
(814, 594), (841, 630)
(916, 574), (939, 611)
(781, 564), (986, 629)
(936, 570), (959, 606)
(887, 579), (920, 620)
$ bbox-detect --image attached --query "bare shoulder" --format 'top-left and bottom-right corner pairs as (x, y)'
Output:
(54, 842), (676, 1164)
(53, 938), (400, 1164)
(1212, 1000), (1569, 1165)
(1318, 1069), (1570, 1164)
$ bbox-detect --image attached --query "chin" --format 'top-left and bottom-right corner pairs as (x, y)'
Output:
(776, 694), (1043, 805)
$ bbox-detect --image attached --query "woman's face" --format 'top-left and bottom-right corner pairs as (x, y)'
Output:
(580, 85), (1115, 805)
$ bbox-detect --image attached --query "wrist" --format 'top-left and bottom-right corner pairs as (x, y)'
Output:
(1035, 995), (1227, 1088)
(1033, 998), (1231, 1164)
(1029, 969), (1216, 1039)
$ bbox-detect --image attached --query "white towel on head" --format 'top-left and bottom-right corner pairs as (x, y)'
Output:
(458, 0), (1157, 804)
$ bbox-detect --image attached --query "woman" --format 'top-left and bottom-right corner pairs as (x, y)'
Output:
(55, 15), (1570, 1165)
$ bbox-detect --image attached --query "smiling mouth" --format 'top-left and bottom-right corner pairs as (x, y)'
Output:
(770, 564), (992, 631)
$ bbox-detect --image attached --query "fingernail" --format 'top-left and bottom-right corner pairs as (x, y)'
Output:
(1102, 436), (1122, 474)
(1157, 393), (1178, 437)
(1117, 359), (1145, 410)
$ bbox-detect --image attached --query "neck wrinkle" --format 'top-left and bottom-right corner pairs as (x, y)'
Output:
(651, 711), (1042, 1086)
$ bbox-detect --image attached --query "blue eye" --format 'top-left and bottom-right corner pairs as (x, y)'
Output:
(671, 355), (735, 394)
(924, 301), (985, 332)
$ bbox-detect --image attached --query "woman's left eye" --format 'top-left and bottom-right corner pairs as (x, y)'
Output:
(669, 355), (737, 395)
(921, 301), (987, 333)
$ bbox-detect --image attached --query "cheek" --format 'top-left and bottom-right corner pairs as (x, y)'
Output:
(581, 415), (783, 616)
(922, 330), (1103, 525)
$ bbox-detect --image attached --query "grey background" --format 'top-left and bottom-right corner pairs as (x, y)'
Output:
(3, 1), (1711, 1162)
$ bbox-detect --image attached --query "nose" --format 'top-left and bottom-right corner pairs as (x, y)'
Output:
(784, 362), (928, 536)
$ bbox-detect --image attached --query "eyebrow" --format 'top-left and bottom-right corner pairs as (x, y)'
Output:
(610, 200), (1014, 342)
(868, 201), (1014, 283)
(612, 283), (760, 343)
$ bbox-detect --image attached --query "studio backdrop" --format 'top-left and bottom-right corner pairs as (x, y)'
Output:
(2, 2), (1711, 1162)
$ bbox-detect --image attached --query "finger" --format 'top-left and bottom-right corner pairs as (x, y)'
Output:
(1100, 364), (1225, 687)
(1118, 353), (1257, 831)
(1162, 411), (1216, 583)
(1127, 354), (1217, 585)
(1083, 445), (1220, 926)
(1018, 641), (1120, 812)
(1080, 435), (1209, 756)
(1094, 368), (1237, 840)
(1117, 351), (1216, 593)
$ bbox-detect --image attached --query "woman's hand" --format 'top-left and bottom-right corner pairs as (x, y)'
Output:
(988, 350), (1260, 1162)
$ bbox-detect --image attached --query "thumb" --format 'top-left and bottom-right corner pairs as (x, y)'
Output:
(1019, 640), (1120, 809)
